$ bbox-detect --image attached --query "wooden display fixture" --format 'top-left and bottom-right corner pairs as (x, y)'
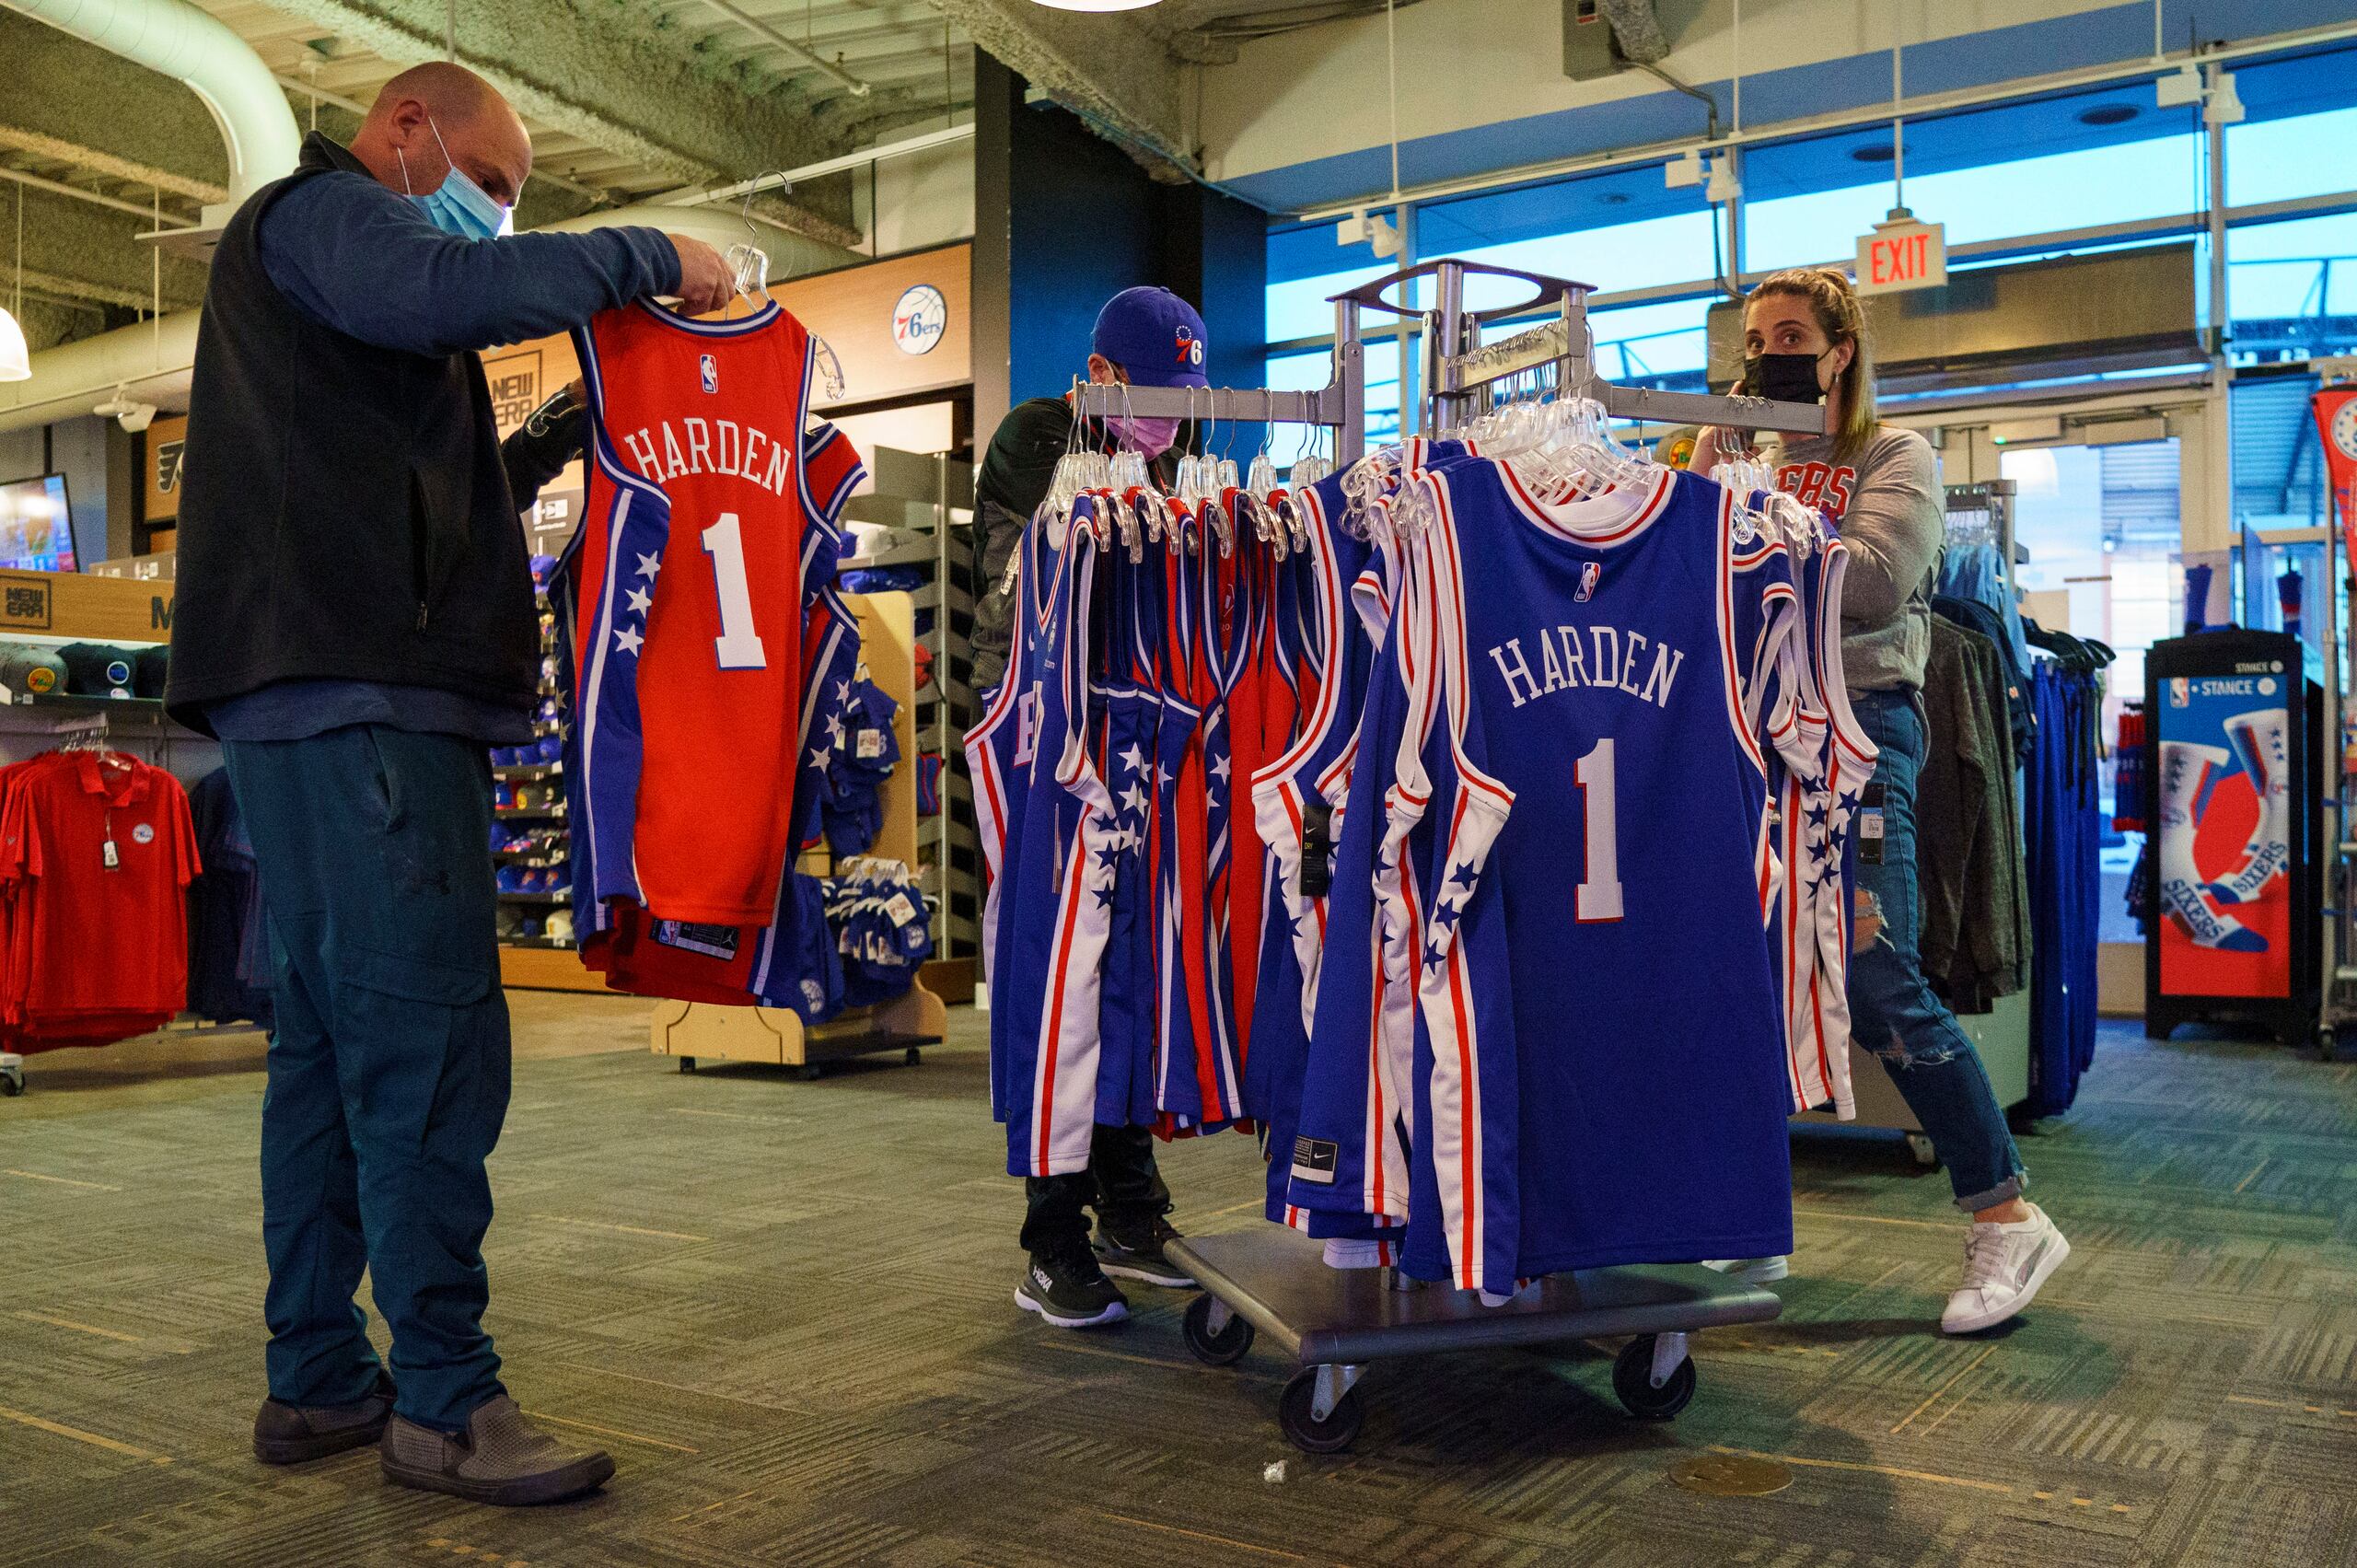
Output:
(649, 589), (946, 1074)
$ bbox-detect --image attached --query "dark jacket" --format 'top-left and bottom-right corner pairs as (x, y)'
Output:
(166, 135), (651, 733)
(970, 398), (1181, 691)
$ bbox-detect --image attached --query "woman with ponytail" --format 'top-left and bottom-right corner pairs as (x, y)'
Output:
(1694, 266), (2070, 1337)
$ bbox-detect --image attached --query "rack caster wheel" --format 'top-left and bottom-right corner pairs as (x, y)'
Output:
(0, 1072), (22, 1098)
(1182, 1295), (1254, 1366)
(678, 1057), (697, 1074)
(1613, 1336), (1696, 1420)
(1905, 1132), (1939, 1169)
(1279, 1367), (1364, 1453)
(2315, 1027), (2340, 1064)
(798, 1064), (824, 1082)
(904, 1046), (923, 1066)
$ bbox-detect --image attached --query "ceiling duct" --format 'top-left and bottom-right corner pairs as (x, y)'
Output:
(1, 0), (301, 220)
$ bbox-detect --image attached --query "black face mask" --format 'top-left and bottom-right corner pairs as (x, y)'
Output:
(1744, 350), (1830, 404)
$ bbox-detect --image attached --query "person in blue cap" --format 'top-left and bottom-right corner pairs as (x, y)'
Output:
(970, 285), (1208, 1329)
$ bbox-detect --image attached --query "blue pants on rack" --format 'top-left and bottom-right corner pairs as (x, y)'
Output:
(222, 726), (510, 1434)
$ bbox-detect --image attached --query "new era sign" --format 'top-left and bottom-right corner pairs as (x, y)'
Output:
(1856, 217), (1947, 296)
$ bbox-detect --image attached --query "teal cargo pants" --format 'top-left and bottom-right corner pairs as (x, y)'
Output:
(221, 725), (510, 1433)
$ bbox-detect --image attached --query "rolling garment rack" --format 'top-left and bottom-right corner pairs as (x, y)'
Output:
(1071, 259), (1834, 1453)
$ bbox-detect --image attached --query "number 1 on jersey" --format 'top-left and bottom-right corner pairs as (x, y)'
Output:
(1574, 736), (1624, 922)
(700, 511), (768, 669)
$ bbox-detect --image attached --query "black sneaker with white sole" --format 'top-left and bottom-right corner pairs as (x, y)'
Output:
(1094, 1218), (1196, 1289)
(1016, 1248), (1130, 1329)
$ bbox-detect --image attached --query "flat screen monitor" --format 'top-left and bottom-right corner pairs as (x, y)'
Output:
(0, 475), (76, 574)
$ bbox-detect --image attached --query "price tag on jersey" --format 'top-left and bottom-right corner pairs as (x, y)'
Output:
(1858, 781), (1887, 865)
(654, 920), (738, 959)
(883, 891), (918, 926)
(855, 728), (885, 761)
(101, 836), (120, 870)
(1299, 804), (1334, 898)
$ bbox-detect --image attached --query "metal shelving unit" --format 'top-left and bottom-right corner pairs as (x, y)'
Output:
(1070, 257), (1827, 1453)
(842, 446), (979, 964)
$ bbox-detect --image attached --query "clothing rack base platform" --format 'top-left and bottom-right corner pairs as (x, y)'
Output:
(1170, 1229), (1780, 1454)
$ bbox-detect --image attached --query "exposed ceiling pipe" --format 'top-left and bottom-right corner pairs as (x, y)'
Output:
(1, 0), (302, 221)
(691, 0), (873, 97)
(0, 199), (866, 433)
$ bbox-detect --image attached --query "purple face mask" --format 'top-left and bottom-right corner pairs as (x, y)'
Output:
(1110, 413), (1181, 458)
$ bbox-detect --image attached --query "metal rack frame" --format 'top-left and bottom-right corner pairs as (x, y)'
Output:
(1071, 260), (1830, 451)
(2316, 358), (2352, 1059)
(1063, 257), (1838, 1451)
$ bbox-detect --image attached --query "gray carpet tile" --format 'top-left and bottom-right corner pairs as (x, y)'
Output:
(2, 1010), (2354, 1565)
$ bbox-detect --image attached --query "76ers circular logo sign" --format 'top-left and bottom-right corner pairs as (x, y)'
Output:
(892, 285), (947, 355)
(2332, 399), (2357, 462)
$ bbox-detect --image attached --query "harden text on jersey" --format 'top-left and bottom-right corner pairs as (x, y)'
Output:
(618, 416), (796, 496)
(1485, 624), (1686, 710)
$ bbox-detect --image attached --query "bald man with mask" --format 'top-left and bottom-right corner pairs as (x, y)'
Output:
(168, 64), (733, 1505)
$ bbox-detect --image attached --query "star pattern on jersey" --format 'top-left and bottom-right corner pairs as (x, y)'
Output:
(613, 624), (644, 656)
(624, 585), (652, 617)
(826, 712), (847, 748)
(1448, 860), (1479, 890)
(1210, 752), (1232, 784)
(807, 745), (831, 773)
(634, 552), (661, 579)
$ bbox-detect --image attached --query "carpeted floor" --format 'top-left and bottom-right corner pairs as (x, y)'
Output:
(2, 1008), (2353, 1566)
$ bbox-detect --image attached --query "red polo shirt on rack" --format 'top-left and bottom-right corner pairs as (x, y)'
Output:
(0, 749), (200, 1048)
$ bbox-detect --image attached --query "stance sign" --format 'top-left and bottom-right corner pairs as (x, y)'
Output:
(1855, 217), (1947, 296)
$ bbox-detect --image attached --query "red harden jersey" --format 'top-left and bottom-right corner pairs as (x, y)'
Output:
(573, 298), (819, 925)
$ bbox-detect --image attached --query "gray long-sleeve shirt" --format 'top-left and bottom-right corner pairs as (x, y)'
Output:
(1766, 424), (1943, 694)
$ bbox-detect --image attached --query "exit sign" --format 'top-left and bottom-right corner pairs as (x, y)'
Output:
(1856, 217), (1947, 296)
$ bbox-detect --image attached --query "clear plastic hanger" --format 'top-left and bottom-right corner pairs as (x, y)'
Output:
(723, 180), (773, 313)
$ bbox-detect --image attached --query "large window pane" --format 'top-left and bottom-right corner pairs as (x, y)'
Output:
(1267, 342), (1399, 465)
(1457, 211), (1717, 304)
(1588, 297), (1711, 389)
(2228, 212), (2357, 364)
(2228, 105), (2357, 208)
(1745, 133), (2203, 274)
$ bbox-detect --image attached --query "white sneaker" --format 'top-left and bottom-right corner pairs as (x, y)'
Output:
(1941, 1203), (2069, 1334)
(1703, 1256), (1790, 1285)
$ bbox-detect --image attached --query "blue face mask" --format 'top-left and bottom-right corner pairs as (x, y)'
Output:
(399, 116), (510, 242)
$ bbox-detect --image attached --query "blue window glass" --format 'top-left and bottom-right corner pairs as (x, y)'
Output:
(2229, 213), (2357, 365)
(1455, 211), (1719, 303)
(2229, 106), (2357, 207)
(1746, 133), (2203, 274)
(1267, 341), (1400, 463)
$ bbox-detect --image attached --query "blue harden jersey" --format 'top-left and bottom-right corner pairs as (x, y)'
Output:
(1295, 457), (1796, 1295)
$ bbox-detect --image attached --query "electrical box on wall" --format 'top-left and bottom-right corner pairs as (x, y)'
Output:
(1562, 1), (1624, 82)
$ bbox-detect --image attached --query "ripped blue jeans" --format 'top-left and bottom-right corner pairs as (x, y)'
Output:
(1846, 689), (2026, 1212)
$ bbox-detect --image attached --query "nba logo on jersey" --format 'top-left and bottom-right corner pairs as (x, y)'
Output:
(700, 354), (718, 394)
(1576, 561), (1600, 601)
(2170, 678), (2189, 707)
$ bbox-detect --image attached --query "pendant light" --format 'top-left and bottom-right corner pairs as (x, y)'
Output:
(1, 186), (28, 382)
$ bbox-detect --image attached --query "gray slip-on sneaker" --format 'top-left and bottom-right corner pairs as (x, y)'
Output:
(379, 1394), (615, 1505)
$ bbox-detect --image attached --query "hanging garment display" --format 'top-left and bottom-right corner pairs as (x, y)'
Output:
(187, 766), (272, 1028)
(970, 400), (1872, 1298)
(551, 291), (872, 1009)
(0, 748), (200, 1051)
(2024, 656), (2107, 1116)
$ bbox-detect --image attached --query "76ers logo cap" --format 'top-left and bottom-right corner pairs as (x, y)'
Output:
(1090, 286), (1211, 390)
